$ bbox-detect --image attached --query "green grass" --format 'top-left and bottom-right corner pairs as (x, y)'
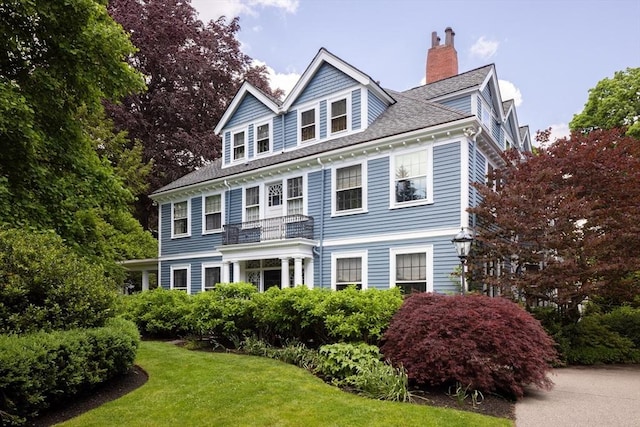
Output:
(60, 341), (512, 427)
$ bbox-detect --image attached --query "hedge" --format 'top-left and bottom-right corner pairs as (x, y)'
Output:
(0, 318), (140, 425)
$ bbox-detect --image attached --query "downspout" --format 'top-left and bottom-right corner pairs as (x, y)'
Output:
(313, 158), (326, 288)
(281, 114), (285, 150)
(224, 180), (231, 226)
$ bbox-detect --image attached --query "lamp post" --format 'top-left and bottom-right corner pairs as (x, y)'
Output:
(452, 227), (474, 294)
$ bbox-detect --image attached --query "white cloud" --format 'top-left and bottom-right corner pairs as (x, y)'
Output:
(470, 36), (499, 60)
(191, 0), (298, 22)
(252, 59), (300, 96)
(498, 80), (522, 107)
(549, 123), (570, 142)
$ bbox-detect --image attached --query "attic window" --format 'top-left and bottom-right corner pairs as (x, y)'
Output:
(331, 99), (347, 133)
(300, 108), (316, 142)
(233, 131), (245, 161)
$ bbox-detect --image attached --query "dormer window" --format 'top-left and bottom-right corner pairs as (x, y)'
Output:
(300, 108), (316, 142)
(330, 99), (347, 133)
(256, 123), (270, 154)
(233, 130), (245, 161)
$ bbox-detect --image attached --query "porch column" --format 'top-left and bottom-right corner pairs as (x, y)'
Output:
(221, 261), (230, 283)
(304, 258), (314, 288)
(232, 262), (241, 283)
(141, 270), (150, 291)
(294, 257), (303, 286)
(281, 257), (290, 288)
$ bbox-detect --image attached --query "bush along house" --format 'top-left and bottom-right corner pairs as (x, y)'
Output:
(147, 27), (532, 294)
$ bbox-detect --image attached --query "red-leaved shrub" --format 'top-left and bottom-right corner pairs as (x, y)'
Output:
(380, 293), (558, 398)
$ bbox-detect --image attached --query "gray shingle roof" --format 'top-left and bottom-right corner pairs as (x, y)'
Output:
(152, 69), (484, 196)
(403, 65), (493, 100)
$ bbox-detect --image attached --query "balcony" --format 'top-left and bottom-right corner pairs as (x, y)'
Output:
(222, 214), (314, 245)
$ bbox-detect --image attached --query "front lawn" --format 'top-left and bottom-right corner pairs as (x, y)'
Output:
(60, 341), (511, 426)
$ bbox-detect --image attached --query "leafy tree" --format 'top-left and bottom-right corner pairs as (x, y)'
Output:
(107, 0), (282, 230)
(470, 128), (640, 322)
(0, 0), (156, 270)
(570, 67), (640, 138)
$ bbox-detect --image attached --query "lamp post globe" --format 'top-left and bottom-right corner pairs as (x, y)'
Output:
(452, 227), (474, 294)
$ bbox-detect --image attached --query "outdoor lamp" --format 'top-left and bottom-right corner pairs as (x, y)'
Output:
(452, 227), (474, 294)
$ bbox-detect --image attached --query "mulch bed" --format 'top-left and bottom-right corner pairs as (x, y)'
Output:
(27, 366), (148, 427)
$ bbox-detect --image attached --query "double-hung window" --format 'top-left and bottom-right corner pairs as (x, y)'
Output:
(171, 265), (190, 293)
(203, 265), (221, 292)
(287, 176), (303, 215)
(256, 123), (270, 154)
(203, 194), (222, 233)
(300, 108), (316, 142)
(330, 98), (348, 134)
(233, 130), (245, 161)
(245, 186), (260, 222)
(172, 200), (189, 237)
(335, 164), (365, 214)
(332, 251), (367, 291)
(391, 148), (432, 207)
(390, 247), (432, 294)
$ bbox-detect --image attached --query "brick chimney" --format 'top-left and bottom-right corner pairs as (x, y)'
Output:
(426, 27), (458, 84)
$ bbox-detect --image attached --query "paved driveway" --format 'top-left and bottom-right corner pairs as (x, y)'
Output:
(515, 365), (640, 427)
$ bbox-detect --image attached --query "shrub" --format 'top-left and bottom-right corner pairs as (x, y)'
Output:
(0, 228), (117, 334)
(316, 286), (403, 344)
(316, 342), (382, 380)
(316, 342), (410, 401)
(186, 283), (257, 345)
(600, 306), (640, 348)
(381, 293), (558, 398)
(120, 288), (191, 337)
(562, 315), (640, 365)
(253, 286), (329, 345)
(0, 318), (139, 425)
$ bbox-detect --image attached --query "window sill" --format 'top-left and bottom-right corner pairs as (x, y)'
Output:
(171, 234), (191, 239)
(389, 200), (433, 210)
(331, 209), (368, 217)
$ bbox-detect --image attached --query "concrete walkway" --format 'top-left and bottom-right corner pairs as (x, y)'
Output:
(515, 365), (640, 427)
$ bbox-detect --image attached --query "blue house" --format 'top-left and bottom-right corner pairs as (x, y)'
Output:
(146, 28), (532, 295)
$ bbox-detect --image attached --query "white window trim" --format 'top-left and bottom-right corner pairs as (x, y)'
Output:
(389, 146), (434, 209)
(331, 160), (368, 217)
(327, 92), (352, 138)
(242, 183), (263, 223)
(297, 102), (320, 144)
(284, 174), (307, 216)
(201, 262), (222, 292)
(170, 264), (191, 294)
(171, 199), (191, 238)
(389, 246), (434, 293)
(201, 192), (225, 234)
(331, 250), (368, 291)
(231, 126), (248, 163)
(253, 119), (273, 157)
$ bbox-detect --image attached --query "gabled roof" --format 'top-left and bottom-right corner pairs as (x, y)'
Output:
(214, 81), (281, 134)
(282, 48), (395, 110)
(404, 65), (494, 100)
(153, 94), (471, 196)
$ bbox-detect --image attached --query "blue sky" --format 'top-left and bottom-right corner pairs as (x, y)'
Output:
(191, 0), (640, 142)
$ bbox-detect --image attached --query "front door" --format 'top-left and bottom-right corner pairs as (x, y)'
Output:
(263, 269), (281, 291)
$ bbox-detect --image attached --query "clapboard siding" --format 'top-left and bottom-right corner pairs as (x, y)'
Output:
(226, 94), (273, 129)
(160, 198), (222, 256)
(317, 236), (461, 292)
(368, 90), (386, 125)
(315, 141), (461, 240)
(352, 89), (361, 130)
(440, 96), (472, 114)
(160, 256), (223, 294)
(294, 63), (358, 106)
